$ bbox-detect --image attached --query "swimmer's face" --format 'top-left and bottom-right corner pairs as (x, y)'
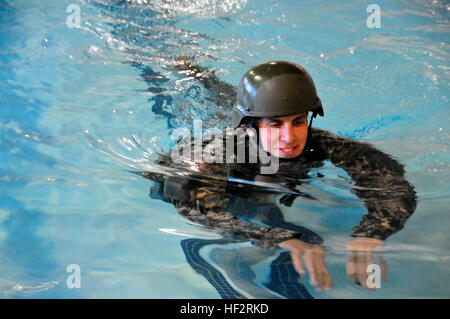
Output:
(255, 113), (309, 159)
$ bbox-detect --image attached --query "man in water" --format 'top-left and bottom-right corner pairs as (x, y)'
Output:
(145, 61), (417, 291)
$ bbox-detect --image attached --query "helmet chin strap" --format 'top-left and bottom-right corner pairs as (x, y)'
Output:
(305, 110), (318, 152)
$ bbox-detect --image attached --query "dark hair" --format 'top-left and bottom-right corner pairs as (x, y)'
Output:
(241, 117), (259, 129)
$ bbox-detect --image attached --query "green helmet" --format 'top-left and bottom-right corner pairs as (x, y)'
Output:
(231, 61), (324, 127)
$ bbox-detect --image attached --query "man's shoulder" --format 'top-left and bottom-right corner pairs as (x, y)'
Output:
(311, 127), (347, 141)
(310, 127), (372, 148)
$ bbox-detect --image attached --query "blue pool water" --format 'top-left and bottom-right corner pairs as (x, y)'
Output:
(0, 0), (449, 298)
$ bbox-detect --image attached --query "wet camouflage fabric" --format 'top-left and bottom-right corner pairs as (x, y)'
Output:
(148, 126), (416, 249)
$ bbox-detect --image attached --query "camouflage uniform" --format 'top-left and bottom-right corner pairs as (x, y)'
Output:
(144, 125), (417, 249)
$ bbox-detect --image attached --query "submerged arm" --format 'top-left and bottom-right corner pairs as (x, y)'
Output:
(313, 128), (417, 241)
(161, 174), (320, 249)
(159, 174), (332, 289)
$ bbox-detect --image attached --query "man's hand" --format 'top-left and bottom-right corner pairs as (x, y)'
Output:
(279, 238), (332, 291)
(346, 237), (387, 290)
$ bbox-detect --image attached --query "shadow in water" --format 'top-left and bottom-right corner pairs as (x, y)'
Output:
(181, 238), (313, 299)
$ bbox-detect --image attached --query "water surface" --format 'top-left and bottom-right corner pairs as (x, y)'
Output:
(0, 0), (449, 298)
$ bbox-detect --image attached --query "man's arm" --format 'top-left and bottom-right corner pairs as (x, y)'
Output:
(161, 175), (308, 249)
(312, 128), (417, 240)
(155, 174), (333, 290)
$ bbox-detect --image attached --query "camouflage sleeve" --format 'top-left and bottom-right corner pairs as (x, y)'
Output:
(312, 128), (417, 240)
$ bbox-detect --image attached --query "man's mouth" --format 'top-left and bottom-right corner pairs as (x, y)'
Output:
(279, 145), (299, 154)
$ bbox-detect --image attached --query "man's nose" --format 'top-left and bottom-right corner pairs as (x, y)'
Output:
(280, 123), (295, 143)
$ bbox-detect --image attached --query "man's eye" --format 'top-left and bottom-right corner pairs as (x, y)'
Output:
(269, 122), (281, 127)
(295, 118), (306, 125)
